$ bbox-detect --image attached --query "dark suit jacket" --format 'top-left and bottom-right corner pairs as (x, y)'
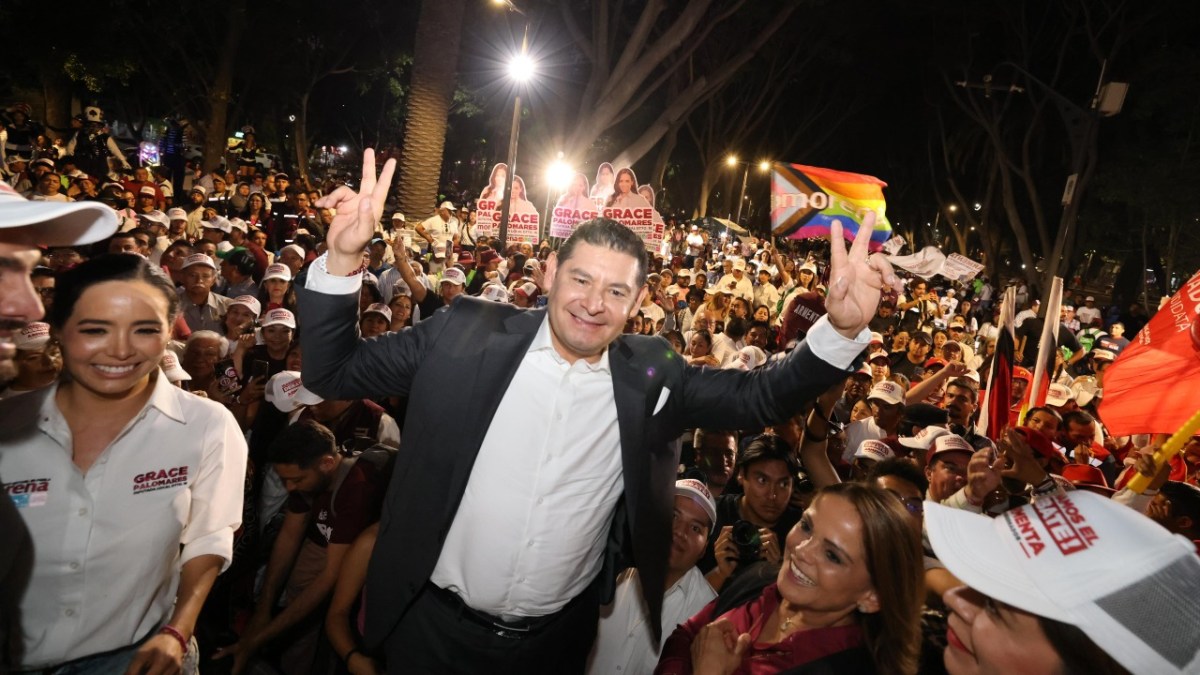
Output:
(296, 286), (851, 647)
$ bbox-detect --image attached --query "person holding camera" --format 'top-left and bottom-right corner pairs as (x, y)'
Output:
(700, 435), (803, 592)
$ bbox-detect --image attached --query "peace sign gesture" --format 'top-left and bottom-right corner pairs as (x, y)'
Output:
(825, 212), (900, 339)
(316, 148), (396, 275)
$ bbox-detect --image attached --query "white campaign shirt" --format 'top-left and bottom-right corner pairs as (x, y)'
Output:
(0, 377), (247, 667)
(305, 254), (870, 618)
(418, 214), (460, 244)
(586, 567), (716, 675)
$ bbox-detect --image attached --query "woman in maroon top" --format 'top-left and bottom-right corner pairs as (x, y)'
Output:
(655, 483), (924, 675)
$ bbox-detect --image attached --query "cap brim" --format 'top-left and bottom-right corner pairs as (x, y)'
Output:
(925, 502), (1068, 622)
(0, 200), (119, 246)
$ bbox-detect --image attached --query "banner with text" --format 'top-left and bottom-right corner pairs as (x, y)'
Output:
(550, 163), (665, 251)
(475, 162), (540, 246)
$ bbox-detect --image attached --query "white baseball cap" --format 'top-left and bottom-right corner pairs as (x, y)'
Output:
(480, 283), (510, 303)
(926, 433), (974, 463)
(1046, 382), (1074, 407)
(363, 303), (392, 322)
(438, 200), (455, 210)
(13, 322), (50, 350)
(732, 258), (747, 271)
(160, 351), (192, 383)
(262, 263), (292, 282)
(724, 345), (766, 371)
(867, 380), (905, 406)
(441, 268), (466, 286)
(391, 281), (412, 298)
(265, 371), (324, 412)
(261, 308), (296, 329)
(0, 179), (118, 246)
(674, 479), (718, 532)
(898, 425), (954, 451)
(229, 295), (262, 317)
(853, 438), (895, 463)
(139, 210), (170, 228)
(167, 207), (188, 220)
(201, 216), (232, 233)
(927, 491), (1200, 674)
(181, 253), (217, 270)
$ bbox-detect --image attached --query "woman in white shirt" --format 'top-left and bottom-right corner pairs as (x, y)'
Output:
(0, 254), (246, 673)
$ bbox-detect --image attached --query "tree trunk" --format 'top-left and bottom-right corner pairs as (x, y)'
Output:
(651, 120), (680, 188)
(202, 0), (246, 174)
(294, 91), (310, 182)
(396, 0), (467, 220)
(39, 61), (72, 140)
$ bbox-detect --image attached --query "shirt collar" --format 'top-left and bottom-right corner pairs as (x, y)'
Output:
(528, 313), (611, 374)
(41, 371), (187, 432)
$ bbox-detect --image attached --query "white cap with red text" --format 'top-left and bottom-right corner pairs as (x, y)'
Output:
(927, 491), (1200, 674)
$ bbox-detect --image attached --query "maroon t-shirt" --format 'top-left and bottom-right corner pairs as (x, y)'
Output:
(286, 458), (388, 547)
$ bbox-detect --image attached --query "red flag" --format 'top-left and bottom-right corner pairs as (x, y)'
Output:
(978, 287), (1017, 440)
(1099, 271), (1200, 436)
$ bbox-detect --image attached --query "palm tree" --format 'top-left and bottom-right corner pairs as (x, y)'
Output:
(396, 0), (467, 220)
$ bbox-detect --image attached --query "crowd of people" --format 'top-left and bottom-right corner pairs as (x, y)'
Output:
(1, 131), (1198, 675)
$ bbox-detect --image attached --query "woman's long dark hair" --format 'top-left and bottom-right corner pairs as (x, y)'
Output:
(49, 253), (178, 330)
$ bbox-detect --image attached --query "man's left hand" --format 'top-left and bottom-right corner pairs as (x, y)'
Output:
(123, 634), (184, 675)
(824, 212), (900, 339)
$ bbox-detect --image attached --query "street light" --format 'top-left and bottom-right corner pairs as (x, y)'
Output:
(508, 54), (535, 82)
(726, 156), (770, 225)
(493, 0), (531, 247)
(542, 156), (573, 238)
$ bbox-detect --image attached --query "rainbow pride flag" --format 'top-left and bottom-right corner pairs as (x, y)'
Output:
(770, 163), (892, 251)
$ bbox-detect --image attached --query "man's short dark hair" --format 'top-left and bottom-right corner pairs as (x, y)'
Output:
(868, 457), (929, 494)
(724, 317), (749, 340)
(30, 266), (55, 281)
(1160, 481), (1200, 531)
(1062, 410), (1094, 429)
(556, 218), (647, 287)
(946, 377), (978, 398)
(686, 288), (705, 303)
(901, 403), (948, 432)
(129, 226), (156, 248)
(1026, 406), (1061, 422)
(268, 420), (338, 469)
(737, 434), (800, 476)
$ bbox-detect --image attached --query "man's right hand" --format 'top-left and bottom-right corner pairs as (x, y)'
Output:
(315, 149), (396, 275)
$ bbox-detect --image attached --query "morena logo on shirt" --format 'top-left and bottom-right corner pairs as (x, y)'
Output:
(4, 478), (51, 508)
(132, 466), (190, 495)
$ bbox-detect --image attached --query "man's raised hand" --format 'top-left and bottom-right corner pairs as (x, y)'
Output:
(315, 149), (396, 275)
(825, 212), (900, 339)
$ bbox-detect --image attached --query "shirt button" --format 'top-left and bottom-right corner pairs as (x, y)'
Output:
(69, 562), (79, 570)
(527, 541), (534, 548)
(537, 497), (544, 505)
(555, 412), (563, 421)
(78, 508), (88, 516)
(64, 609), (75, 617)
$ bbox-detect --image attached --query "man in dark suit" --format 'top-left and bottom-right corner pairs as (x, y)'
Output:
(296, 151), (898, 674)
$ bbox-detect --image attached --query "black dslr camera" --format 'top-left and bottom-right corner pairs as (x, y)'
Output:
(730, 520), (762, 566)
